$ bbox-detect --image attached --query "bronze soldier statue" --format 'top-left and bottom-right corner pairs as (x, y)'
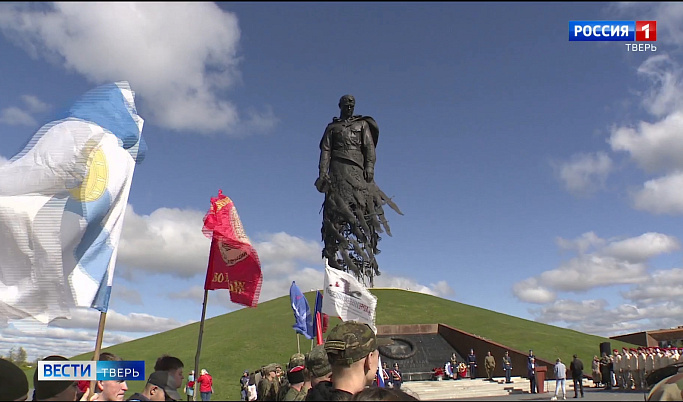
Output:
(315, 95), (402, 286)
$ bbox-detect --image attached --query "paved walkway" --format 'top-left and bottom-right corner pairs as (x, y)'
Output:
(402, 377), (649, 401)
(454, 388), (648, 401)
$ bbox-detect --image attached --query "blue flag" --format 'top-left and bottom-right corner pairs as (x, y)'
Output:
(290, 281), (313, 339)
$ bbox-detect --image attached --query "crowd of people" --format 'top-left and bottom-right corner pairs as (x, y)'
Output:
(1, 322), (417, 401)
(434, 349), (520, 384)
(240, 322), (414, 401)
(592, 347), (683, 391)
(4, 336), (681, 401)
(431, 348), (590, 399)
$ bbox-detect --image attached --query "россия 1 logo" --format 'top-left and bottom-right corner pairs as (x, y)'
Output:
(569, 20), (657, 52)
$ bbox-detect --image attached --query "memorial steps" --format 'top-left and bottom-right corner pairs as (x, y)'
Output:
(402, 377), (599, 400)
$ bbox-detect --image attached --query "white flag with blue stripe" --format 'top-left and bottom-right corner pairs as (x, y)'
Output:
(0, 82), (145, 324)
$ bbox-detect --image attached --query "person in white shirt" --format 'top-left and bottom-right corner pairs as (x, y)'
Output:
(613, 349), (623, 389)
(646, 348), (655, 376)
(551, 358), (567, 401)
(654, 348), (664, 371)
(635, 348), (647, 391)
(622, 348), (632, 390)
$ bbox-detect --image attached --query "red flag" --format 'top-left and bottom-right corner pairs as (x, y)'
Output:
(315, 311), (323, 345)
(322, 313), (329, 333)
(202, 190), (262, 307)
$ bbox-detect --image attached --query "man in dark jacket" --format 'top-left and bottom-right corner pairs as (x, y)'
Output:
(467, 349), (478, 380)
(390, 363), (403, 390)
(528, 357), (537, 394)
(600, 353), (612, 390)
(570, 354), (585, 398)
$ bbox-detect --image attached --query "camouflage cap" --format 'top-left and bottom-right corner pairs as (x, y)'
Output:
(289, 353), (306, 370)
(324, 321), (392, 366)
(264, 363), (278, 374)
(306, 344), (332, 378)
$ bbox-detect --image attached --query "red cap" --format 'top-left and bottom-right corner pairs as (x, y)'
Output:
(288, 365), (304, 374)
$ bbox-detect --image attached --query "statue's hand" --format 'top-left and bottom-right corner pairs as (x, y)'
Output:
(315, 175), (329, 193)
(364, 168), (374, 183)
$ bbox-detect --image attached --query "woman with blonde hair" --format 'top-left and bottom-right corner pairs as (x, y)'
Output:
(197, 369), (213, 401)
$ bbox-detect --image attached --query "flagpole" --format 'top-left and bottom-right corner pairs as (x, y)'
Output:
(297, 333), (301, 354)
(194, 289), (209, 402)
(89, 311), (107, 396)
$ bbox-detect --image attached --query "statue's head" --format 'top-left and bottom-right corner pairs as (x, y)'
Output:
(338, 94), (355, 107)
(338, 95), (356, 118)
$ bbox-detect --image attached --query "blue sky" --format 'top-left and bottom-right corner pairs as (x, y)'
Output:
(1, 2), (683, 360)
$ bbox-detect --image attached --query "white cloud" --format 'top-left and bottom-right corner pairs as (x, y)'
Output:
(517, 231), (683, 335)
(605, 50), (683, 216)
(0, 2), (277, 134)
(49, 308), (191, 333)
(637, 55), (683, 117)
(0, 94), (51, 126)
(530, 299), (647, 336)
(168, 286), (211, 305)
(609, 111), (683, 173)
(118, 206), (325, 281)
(540, 255), (649, 292)
(111, 286), (143, 306)
(0, 327), (135, 361)
(531, 295), (683, 337)
(21, 95), (51, 113)
(374, 276), (454, 298)
(555, 231), (605, 254)
(513, 232), (676, 301)
(258, 267), (325, 304)
(632, 171), (683, 214)
(118, 205), (210, 278)
(512, 278), (556, 304)
(430, 280), (455, 297)
(254, 232), (323, 276)
(602, 232), (680, 261)
(621, 268), (683, 304)
(533, 299), (609, 324)
(554, 152), (613, 197)
(0, 106), (36, 126)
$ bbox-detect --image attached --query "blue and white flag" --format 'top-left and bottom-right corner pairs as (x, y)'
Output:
(290, 281), (313, 339)
(0, 82), (145, 324)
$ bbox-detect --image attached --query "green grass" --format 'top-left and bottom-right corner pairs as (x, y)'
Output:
(27, 289), (635, 400)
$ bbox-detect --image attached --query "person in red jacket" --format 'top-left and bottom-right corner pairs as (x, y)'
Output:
(196, 369), (213, 401)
